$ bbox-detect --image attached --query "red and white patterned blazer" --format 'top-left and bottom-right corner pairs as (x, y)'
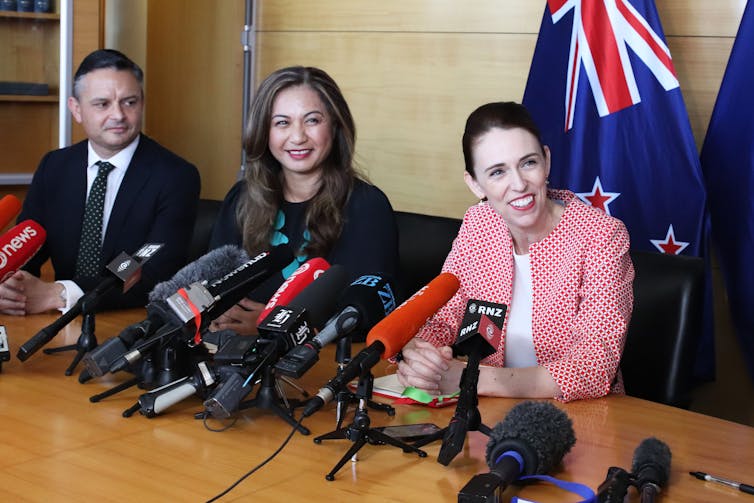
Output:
(416, 190), (634, 402)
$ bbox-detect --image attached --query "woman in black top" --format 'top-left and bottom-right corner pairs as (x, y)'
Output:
(209, 66), (398, 335)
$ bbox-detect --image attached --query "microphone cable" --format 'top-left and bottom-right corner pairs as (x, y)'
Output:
(204, 413), (306, 503)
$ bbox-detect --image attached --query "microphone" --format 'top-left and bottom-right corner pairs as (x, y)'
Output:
(437, 299), (506, 466)
(0, 194), (22, 229)
(256, 257), (330, 324)
(275, 273), (398, 378)
(227, 264), (350, 389)
(458, 401), (576, 502)
(302, 272), (460, 417)
(17, 243), (161, 362)
(81, 245), (250, 379)
(109, 245), (294, 373)
(137, 360), (217, 417)
(631, 437), (671, 503)
(0, 220), (46, 283)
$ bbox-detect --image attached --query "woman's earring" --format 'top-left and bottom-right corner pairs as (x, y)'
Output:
(546, 179), (550, 185)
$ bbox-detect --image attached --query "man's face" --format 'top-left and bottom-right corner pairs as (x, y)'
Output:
(68, 68), (143, 159)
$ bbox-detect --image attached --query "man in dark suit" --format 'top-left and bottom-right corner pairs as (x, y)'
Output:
(0, 49), (200, 315)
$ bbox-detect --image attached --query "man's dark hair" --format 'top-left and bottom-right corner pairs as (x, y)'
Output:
(72, 49), (144, 98)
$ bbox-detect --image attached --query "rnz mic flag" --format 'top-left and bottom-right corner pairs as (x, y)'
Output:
(700, 1), (754, 382)
(522, 0), (712, 378)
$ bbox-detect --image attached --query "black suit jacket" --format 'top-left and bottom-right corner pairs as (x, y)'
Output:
(19, 134), (201, 309)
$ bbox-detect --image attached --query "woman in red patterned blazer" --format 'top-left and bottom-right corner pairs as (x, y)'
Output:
(396, 102), (634, 402)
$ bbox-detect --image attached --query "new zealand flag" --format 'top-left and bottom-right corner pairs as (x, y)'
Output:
(522, 0), (712, 377)
(700, 1), (754, 381)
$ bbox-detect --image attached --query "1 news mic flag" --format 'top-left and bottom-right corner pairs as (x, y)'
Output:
(700, 2), (754, 381)
(521, 0), (712, 379)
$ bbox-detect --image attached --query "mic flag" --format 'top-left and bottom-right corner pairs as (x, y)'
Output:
(0, 220), (46, 283)
(0, 194), (22, 229)
(454, 299), (505, 358)
(257, 257), (330, 325)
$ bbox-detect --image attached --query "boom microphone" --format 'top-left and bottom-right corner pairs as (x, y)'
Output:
(81, 245), (250, 379)
(109, 245), (294, 373)
(275, 273), (397, 378)
(0, 220), (46, 283)
(631, 437), (671, 503)
(256, 257), (330, 324)
(0, 194), (22, 229)
(458, 401), (576, 502)
(302, 272), (460, 417)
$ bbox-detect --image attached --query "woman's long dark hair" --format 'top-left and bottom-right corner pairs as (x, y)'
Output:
(237, 66), (361, 257)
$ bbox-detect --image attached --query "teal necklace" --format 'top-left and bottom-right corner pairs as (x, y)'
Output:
(270, 209), (311, 277)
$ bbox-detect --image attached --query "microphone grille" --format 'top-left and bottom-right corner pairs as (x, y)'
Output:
(486, 401), (575, 476)
(148, 245), (250, 301)
(631, 437), (671, 487)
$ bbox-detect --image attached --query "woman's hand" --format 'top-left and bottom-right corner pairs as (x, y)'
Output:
(208, 298), (265, 336)
(396, 337), (460, 395)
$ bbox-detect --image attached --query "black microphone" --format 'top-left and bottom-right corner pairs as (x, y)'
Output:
(458, 401), (576, 502)
(80, 245), (250, 379)
(438, 299), (506, 466)
(199, 265), (351, 418)
(275, 273), (397, 378)
(109, 245), (293, 374)
(17, 243), (162, 362)
(631, 437), (671, 503)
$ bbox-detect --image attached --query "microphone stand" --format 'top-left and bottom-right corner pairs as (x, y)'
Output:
(333, 336), (394, 430)
(43, 309), (97, 376)
(236, 364), (310, 435)
(413, 345), (492, 466)
(313, 369), (427, 481)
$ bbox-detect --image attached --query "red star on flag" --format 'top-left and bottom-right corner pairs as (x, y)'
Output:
(650, 225), (690, 255)
(576, 177), (620, 215)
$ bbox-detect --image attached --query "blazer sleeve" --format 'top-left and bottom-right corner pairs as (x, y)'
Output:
(543, 220), (634, 402)
(17, 152), (54, 276)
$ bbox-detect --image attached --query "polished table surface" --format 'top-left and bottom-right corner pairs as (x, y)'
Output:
(1, 309), (753, 502)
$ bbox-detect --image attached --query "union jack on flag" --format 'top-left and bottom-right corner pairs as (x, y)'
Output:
(522, 0), (712, 377)
(552, 0), (679, 130)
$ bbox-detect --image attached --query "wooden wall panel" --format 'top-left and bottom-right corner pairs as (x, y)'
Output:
(71, 0), (104, 144)
(258, 0), (543, 33)
(255, 0), (745, 218)
(145, 0), (244, 200)
(258, 32), (536, 215)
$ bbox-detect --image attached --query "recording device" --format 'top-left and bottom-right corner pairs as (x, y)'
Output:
(457, 401), (576, 503)
(108, 245), (293, 374)
(256, 257), (330, 324)
(0, 194), (22, 229)
(0, 219), (46, 283)
(302, 272), (461, 417)
(631, 437), (671, 502)
(0, 325), (10, 372)
(275, 273), (397, 378)
(596, 437), (671, 503)
(201, 266), (350, 419)
(81, 245), (251, 379)
(16, 243), (162, 362)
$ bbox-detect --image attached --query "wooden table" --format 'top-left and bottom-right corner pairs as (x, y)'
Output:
(1, 310), (753, 502)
